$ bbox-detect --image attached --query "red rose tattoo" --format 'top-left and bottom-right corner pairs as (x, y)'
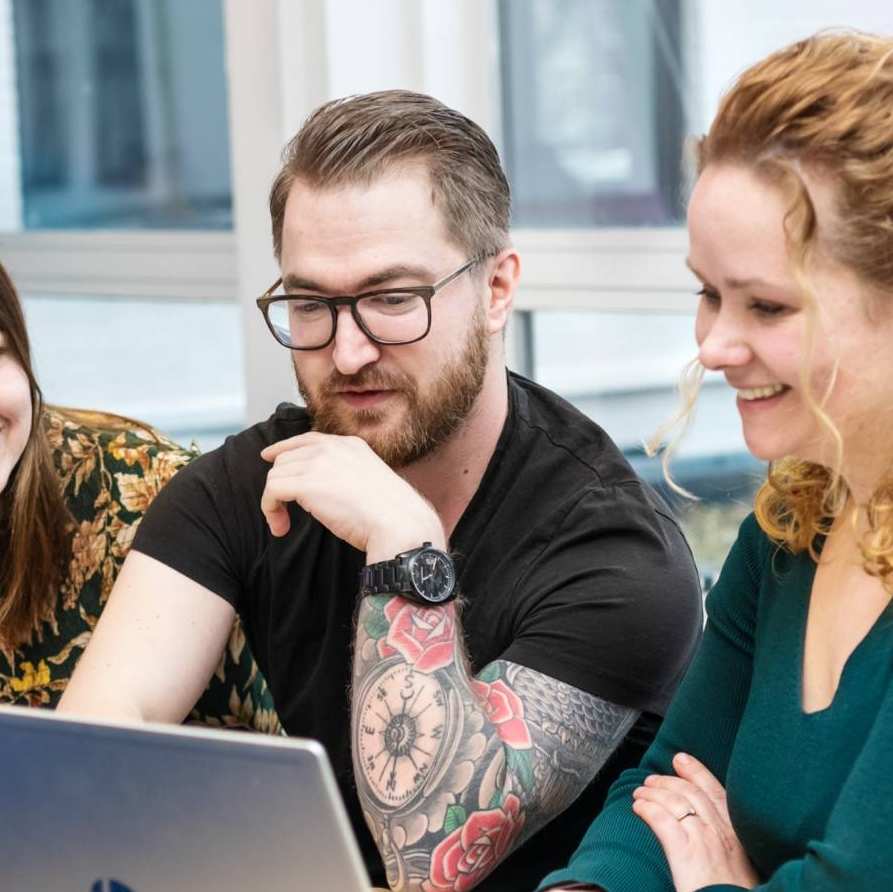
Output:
(471, 678), (533, 749)
(422, 794), (526, 892)
(354, 589), (639, 892)
(377, 601), (457, 673)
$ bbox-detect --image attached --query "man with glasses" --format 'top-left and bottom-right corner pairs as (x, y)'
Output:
(61, 91), (703, 892)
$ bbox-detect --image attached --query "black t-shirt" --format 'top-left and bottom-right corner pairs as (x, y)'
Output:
(134, 372), (703, 890)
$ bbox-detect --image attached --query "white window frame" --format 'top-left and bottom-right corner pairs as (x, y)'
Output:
(0, 230), (236, 300)
(512, 228), (694, 314)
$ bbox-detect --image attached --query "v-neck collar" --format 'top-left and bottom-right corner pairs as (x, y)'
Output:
(794, 553), (893, 718)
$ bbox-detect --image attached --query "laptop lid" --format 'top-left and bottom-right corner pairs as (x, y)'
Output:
(0, 704), (370, 892)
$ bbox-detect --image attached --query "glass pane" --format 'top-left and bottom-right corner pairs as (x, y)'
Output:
(23, 294), (244, 452)
(10, 0), (231, 230)
(532, 310), (764, 585)
(500, 0), (687, 227)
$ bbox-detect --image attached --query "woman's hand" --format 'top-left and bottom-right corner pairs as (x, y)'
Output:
(632, 753), (759, 892)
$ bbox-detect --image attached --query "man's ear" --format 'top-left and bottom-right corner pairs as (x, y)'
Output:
(483, 249), (521, 335)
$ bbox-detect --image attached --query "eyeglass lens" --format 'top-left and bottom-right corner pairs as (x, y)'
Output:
(265, 292), (429, 348)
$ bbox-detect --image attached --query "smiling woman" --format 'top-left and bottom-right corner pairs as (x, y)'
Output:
(0, 325), (32, 491)
(0, 262), (280, 732)
(0, 262), (66, 645)
(541, 30), (893, 892)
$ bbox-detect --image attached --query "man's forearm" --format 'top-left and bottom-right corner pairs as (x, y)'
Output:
(351, 594), (637, 892)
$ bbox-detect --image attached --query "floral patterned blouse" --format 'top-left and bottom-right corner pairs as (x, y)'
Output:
(0, 408), (282, 735)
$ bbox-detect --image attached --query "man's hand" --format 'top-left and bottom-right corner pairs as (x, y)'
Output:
(260, 432), (445, 559)
(631, 753), (758, 892)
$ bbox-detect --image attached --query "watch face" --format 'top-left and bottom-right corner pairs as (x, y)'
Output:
(408, 549), (455, 603)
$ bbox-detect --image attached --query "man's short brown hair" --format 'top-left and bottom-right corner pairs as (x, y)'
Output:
(269, 90), (511, 262)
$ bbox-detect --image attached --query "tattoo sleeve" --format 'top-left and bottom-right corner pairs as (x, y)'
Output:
(351, 595), (639, 892)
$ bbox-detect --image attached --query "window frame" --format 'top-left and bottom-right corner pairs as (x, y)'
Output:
(0, 229), (236, 300)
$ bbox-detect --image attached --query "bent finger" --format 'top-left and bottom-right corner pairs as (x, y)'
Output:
(260, 432), (323, 462)
(260, 486), (292, 536)
(632, 796), (690, 855)
(673, 753), (730, 820)
(634, 785), (695, 819)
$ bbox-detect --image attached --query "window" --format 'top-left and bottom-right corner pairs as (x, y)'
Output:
(10, 0), (232, 229)
(500, 0), (687, 228)
(2, 0), (241, 449)
(499, 0), (749, 580)
(25, 293), (244, 452)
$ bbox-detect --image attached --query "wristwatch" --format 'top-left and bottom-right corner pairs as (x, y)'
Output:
(360, 542), (457, 606)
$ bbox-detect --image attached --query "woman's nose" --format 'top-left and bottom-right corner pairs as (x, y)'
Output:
(695, 311), (752, 371)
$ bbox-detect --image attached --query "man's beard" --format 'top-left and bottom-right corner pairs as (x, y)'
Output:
(296, 306), (490, 467)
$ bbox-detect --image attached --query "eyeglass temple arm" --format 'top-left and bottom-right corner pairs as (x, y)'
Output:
(432, 256), (486, 290)
(263, 278), (283, 299)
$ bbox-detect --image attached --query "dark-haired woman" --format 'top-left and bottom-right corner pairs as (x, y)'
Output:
(0, 261), (279, 732)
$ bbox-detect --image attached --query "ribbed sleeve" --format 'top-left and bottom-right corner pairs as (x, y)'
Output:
(537, 516), (761, 892)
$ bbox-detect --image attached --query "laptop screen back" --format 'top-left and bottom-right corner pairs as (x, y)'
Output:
(0, 706), (370, 892)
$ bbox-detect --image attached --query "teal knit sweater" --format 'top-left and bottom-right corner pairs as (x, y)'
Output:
(539, 514), (893, 892)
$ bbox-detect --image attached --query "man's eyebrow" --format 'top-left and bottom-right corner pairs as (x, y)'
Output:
(685, 259), (784, 291)
(282, 264), (436, 294)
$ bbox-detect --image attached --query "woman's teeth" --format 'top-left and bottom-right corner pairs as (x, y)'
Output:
(737, 384), (787, 401)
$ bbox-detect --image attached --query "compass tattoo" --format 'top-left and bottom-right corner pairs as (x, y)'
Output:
(351, 594), (640, 892)
(355, 661), (450, 809)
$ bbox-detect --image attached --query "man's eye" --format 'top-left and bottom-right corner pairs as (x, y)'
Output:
(291, 300), (326, 316)
(369, 294), (413, 307)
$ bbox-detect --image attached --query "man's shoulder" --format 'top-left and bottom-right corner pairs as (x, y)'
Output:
(192, 402), (312, 474)
(142, 403), (313, 518)
(507, 372), (642, 489)
(503, 374), (689, 559)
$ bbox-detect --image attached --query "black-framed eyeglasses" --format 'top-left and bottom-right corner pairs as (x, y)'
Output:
(256, 258), (479, 350)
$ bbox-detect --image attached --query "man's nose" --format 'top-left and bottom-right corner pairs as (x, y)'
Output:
(331, 306), (381, 375)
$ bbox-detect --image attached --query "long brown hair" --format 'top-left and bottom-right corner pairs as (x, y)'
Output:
(0, 263), (71, 647)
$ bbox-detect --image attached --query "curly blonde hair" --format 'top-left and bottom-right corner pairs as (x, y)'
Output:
(673, 32), (893, 588)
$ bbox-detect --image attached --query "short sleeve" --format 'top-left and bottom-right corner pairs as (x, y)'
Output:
(132, 445), (259, 610)
(500, 482), (704, 714)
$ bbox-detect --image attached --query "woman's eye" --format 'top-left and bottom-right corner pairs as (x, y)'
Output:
(696, 286), (720, 305)
(750, 300), (788, 317)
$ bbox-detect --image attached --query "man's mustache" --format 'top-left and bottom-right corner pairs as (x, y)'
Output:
(321, 368), (413, 395)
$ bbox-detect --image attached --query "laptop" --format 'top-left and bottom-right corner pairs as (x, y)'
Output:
(0, 704), (371, 892)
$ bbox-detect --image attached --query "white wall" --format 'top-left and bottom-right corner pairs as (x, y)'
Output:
(692, 1), (893, 133)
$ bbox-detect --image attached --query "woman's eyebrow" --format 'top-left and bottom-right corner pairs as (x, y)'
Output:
(685, 259), (785, 291)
